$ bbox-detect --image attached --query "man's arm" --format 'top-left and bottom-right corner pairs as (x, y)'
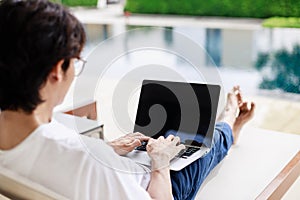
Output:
(147, 167), (173, 200)
(146, 136), (185, 200)
(108, 133), (184, 200)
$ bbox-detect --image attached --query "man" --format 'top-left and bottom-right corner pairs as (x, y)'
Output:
(0, 0), (255, 199)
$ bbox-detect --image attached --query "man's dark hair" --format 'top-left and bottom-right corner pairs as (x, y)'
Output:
(0, 0), (86, 113)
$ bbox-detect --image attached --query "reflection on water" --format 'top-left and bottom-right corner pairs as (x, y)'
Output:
(206, 29), (221, 66)
(82, 24), (300, 95)
(255, 45), (300, 94)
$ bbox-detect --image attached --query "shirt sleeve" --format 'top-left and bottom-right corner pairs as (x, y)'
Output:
(73, 135), (152, 200)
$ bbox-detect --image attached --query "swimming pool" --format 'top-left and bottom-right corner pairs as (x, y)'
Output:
(81, 24), (300, 97)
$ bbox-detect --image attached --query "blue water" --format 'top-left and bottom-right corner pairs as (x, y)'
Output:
(81, 24), (300, 96)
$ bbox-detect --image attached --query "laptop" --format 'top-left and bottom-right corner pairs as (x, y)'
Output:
(125, 79), (221, 171)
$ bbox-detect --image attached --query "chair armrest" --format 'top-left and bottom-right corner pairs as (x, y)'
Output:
(0, 166), (68, 200)
(63, 101), (97, 120)
(59, 101), (104, 139)
(256, 151), (300, 200)
(0, 194), (10, 200)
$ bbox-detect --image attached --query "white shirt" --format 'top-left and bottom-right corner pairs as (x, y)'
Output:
(0, 119), (151, 199)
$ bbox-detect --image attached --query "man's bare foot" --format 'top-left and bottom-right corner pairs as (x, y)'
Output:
(232, 101), (255, 144)
(218, 86), (255, 145)
(217, 86), (240, 128)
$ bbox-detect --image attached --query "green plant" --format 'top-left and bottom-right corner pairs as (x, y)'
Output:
(124, 0), (300, 18)
(61, 0), (97, 7)
(255, 45), (300, 94)
(263, 17), (300, 28)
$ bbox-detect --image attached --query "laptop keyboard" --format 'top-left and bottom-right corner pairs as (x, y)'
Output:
(176, 146), (200, 158)
(135, 141), (148, 151)
(135, 141), (200, 158)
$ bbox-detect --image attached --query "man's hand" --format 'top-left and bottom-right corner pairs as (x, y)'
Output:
(108, 132), (150, 156)
(147, 135), (185, 170)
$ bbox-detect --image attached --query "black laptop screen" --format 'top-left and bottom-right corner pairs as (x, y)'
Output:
(134, 80), (220, 148)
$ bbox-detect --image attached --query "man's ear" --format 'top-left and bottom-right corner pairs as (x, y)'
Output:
(50, 60), (65, 82)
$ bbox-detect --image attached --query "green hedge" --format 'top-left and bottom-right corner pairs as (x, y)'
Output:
(59, 0), (97, 7)
(62, 0), (97, 7)
(263, 17), (300, 28)
(125, 0), (300, 18)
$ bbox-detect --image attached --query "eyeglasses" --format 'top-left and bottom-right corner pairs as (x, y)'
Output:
(74, 58), (87, 76)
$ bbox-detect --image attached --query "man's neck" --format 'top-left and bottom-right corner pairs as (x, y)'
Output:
(0, 104), (54, 150)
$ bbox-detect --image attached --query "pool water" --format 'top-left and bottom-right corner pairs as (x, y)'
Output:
(64, 24), (300, 137)
(81, 24), (300, 97)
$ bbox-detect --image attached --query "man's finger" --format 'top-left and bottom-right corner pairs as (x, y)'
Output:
(236, 92), (243, 104)
(126, 132), (150, 141)
(172, 136), (181, 145)
(249, 102), (255, 115)
(158, 136), (164, 141)
(138, 136), (150, 141)
(133, 132), (150, 137)
(240, 102), (248, 111)
(177, 144), (185, 150)
(128, 139), (142, 147)
(166, 134), (175, 141)
(147, 138), (155, 145)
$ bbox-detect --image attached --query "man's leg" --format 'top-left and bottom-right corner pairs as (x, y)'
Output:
(170, 86), (255, 200)
(170, 122), (233, 200)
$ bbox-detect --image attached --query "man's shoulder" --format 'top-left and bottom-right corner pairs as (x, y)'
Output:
(37, 120), (115, 162)
(36, 120), (82, 149)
